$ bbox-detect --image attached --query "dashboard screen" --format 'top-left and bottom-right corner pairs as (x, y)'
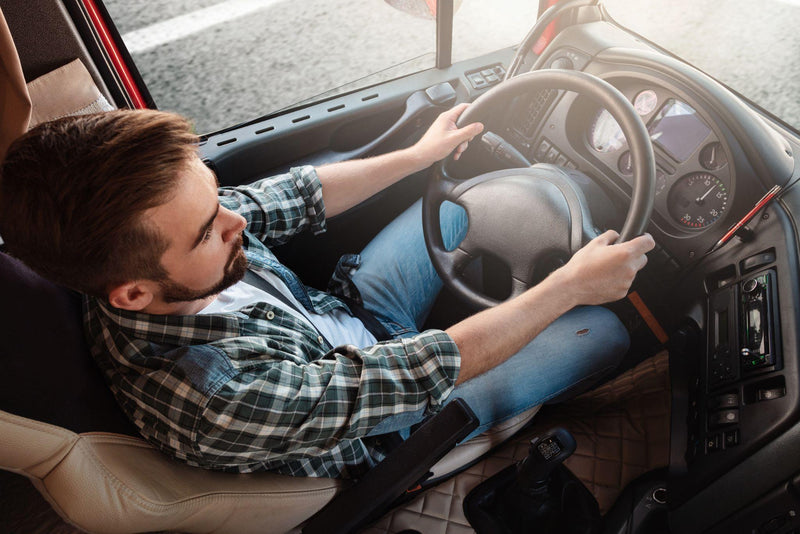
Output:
(648, 99), (711, 161)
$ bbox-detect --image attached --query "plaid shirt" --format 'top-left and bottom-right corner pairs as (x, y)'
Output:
(84, 166), (460, 478)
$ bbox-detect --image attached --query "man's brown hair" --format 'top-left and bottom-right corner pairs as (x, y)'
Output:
(0, 109), (199, 297)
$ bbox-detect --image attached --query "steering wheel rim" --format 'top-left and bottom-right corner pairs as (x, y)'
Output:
(423, 69), (656, 309)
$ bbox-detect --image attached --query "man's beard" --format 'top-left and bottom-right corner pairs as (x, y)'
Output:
(159, 237), (248, 304)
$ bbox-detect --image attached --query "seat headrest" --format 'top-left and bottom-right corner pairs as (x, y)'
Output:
(0, 252), (137, 436)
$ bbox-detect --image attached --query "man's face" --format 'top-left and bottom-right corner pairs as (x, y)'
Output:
(146, 156), (248, 305)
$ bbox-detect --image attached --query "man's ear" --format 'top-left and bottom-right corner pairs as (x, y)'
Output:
(107, 281), (155, 311)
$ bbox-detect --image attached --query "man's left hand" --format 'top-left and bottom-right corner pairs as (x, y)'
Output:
(413, 103), (484, 165)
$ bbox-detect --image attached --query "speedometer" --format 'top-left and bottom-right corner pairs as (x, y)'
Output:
(667, 173), (729, 229)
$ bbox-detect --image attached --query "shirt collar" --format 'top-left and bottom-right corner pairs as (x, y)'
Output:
(91, 297), (242, 346)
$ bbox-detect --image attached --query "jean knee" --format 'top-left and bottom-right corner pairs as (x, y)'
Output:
(586, 306), (630, 369)
(440, 201), (468, 251)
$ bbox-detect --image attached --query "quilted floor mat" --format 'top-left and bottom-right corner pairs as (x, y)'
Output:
(364, 351), (671, 533)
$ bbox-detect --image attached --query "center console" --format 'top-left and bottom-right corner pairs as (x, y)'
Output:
(670, 244), (798, 513)
(694, 262), (783, 456)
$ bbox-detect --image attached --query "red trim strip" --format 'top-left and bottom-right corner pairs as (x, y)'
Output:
(628, 291), (669, 344)
(533, 0), (560, 55)
(82, 0), (147, 109)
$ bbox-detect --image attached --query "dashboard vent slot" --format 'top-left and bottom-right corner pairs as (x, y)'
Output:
(515, 89), (557, 138)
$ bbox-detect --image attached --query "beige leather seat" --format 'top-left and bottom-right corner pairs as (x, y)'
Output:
(0, 404), (538, 533)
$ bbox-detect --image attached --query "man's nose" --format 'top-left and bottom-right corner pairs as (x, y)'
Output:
(220, 208), (247, 242)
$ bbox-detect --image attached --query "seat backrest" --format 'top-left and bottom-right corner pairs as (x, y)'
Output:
(0, 251), (137, 435)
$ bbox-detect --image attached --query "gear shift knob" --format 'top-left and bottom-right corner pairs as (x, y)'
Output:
(516, 427), (577, 493)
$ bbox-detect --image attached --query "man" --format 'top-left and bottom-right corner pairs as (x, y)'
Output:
(0, 104), (654, 478)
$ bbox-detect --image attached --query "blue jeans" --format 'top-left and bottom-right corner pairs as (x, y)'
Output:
(352, 199), (629, 440)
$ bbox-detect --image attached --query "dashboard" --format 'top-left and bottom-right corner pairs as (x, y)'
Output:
(504, 74), (740, 244)
(489, 19), (800, 534)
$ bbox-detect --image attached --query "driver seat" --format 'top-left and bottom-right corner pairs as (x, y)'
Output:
(0, 251), (540, 533)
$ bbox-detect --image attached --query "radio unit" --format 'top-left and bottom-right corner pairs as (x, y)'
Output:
(708, 270), (780, 390)
(740, 272), (776, 371)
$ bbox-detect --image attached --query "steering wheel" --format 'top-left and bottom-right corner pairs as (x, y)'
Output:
(423, 69), (656, 309)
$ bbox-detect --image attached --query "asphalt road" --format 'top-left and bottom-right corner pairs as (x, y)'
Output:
(103, 0), (800, 135)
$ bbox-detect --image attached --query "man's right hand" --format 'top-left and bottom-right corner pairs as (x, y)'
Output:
(552, 230), (656, 307)
(447, 229), (655, 384)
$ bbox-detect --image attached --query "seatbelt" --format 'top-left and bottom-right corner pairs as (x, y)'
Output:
(243, 270), (332, 347)
(243, 270), (393, 344)
(339, 297), (392, 342)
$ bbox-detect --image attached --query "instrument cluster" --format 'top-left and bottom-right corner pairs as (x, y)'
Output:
(585, 87), (733, 233)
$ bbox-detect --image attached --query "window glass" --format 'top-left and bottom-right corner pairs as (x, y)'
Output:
(105, 0), (437, 134)
(452, 1), (540, 64)
(603, 0), (800, 131)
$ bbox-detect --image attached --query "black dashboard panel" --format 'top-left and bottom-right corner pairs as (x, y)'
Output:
(504, 17), (800, 533)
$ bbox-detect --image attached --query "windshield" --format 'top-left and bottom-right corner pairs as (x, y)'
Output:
(106, 0), (538, 134)
(602, 0), (800, 132)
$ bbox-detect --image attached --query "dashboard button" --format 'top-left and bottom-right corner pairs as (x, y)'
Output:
(708, 393), (739, 410)
(709, 409), (739, 429)
(535, 138), (551, 161)
(758, 386), (786, 401)
(723, 429), (739, 448)
(468, 73), (487, 89)
(740, 250), (776, 273)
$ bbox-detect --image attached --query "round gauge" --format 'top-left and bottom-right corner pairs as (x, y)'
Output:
(667, 173), (729, 229)
(589, 109), (625, 152)
(634, 90), (658, 116)
(699, 142), (728, 170)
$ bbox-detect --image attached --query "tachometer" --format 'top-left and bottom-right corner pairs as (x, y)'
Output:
(667, 173), (729, 229)
(588, 109), (625, 152)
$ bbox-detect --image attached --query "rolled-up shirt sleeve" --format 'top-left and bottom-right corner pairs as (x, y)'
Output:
(218, 165), (326, 246)
(194, 330), (460, 468)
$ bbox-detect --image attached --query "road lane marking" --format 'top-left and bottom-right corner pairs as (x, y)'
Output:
(121, 0), (286, 54)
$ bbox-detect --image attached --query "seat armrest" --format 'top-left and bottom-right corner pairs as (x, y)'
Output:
(302, 399), (479, 534)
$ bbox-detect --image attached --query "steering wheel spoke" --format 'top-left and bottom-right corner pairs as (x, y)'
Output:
(429, 160), (467, 205)
(440, 246), (474, 277)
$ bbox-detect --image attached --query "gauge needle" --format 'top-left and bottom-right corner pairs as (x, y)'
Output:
(696, 185), (717, 205)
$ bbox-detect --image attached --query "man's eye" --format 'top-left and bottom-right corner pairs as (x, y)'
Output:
(202, 226), (213, 242)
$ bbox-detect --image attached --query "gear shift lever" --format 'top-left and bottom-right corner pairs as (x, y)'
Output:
(464, 427), (600, 534)
(516, 427), (577, 493)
